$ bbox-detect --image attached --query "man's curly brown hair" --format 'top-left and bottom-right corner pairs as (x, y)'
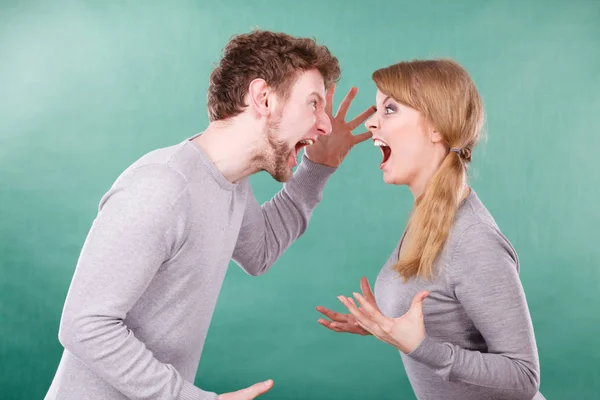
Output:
(207, 29), (341, 122)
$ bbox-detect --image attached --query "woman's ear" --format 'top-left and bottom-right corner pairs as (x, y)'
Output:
(430, 129), (444, 143)
(423, 118), (444, 144)
(429, 124), (444, 144)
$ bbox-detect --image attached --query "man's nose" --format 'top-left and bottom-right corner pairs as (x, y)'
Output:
(317, 110), (332, 135)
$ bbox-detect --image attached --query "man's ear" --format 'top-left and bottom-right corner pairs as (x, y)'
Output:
(247, 78), (272, 117)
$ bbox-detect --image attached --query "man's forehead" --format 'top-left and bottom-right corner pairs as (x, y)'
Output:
(293, 69), (326, 97)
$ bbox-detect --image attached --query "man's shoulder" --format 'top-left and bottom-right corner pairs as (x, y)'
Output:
(102, 143), (191, 209)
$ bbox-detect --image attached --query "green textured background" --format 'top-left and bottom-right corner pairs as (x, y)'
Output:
(1, 0), (599, 399)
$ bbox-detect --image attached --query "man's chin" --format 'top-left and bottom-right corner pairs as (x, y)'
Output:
(267, 161), (294, 183)
(271, 168), (293, 183)
(261, 146), (296, 182)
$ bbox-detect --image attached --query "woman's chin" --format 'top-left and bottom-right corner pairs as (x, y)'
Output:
(382, 171), (396, 185)
(382, 170), (406, 186)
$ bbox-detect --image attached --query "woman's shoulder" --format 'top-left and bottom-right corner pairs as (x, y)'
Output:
(453, 189), (499, 233)
(444, 189), (520, 277)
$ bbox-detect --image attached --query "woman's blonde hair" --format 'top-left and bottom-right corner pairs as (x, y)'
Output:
(372, 59), (485, 281)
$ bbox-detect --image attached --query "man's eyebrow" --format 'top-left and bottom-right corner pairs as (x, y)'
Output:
(309, 91), (326, 103)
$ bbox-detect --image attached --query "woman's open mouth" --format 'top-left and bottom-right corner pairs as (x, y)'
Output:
(374, 139), (391, 168)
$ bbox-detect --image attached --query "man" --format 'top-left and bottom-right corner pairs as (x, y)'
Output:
(45, 30), (374, 400)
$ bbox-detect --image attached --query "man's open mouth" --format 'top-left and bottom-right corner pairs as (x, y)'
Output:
(295, 138), (315, 153)
(289, 138), (316, 167)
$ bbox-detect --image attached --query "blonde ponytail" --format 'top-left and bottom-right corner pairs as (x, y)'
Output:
(395, 149), (467, 280)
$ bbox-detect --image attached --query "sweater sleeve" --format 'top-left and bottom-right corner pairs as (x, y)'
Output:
(57, 166), (217, 400)
(405, 223), (541, 399)
(232, 154), (336, 276)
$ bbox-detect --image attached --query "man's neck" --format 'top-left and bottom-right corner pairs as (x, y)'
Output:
(192, 119), (266, 184)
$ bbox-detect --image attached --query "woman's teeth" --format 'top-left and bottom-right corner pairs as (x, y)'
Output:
(374, 139), (392, 166)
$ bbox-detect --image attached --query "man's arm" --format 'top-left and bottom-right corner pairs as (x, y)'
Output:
(231, 154), (336, 275)
(58, 165), (217, 400)
(231, 85), (375, 275)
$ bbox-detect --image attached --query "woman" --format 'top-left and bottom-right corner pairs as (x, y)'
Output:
(316, 59), (545, 400)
